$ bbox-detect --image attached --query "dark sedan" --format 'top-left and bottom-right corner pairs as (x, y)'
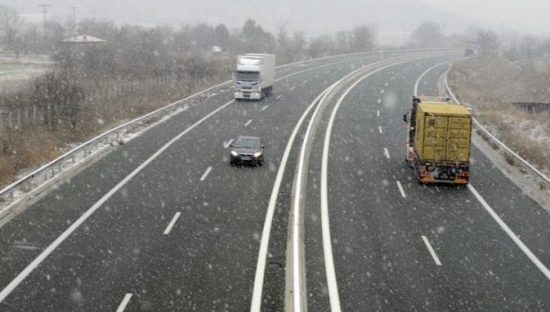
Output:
(229, 136), (264, 166)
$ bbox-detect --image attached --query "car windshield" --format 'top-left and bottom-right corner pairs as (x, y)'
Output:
(234, 138), (259, 148)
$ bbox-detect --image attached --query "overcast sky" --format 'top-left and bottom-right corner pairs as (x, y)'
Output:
(418, 0), (550, 34)
(4, 0), (549, 39)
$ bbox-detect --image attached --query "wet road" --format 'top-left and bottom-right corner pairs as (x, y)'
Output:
(0, 50), (548, 311)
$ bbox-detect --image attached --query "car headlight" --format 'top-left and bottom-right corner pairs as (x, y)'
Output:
(231, 150), (238, 156)
(253, 152), (262, 157)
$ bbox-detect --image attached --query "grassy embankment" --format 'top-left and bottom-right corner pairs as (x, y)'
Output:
(0, 59), (232, 189)
(449, 56), (550, 177)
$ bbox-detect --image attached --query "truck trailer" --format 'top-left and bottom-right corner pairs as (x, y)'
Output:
(234, 53), (275, 100)
(404, 96), (472, 185)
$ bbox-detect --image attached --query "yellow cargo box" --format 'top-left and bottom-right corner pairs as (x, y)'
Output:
(414, 102), (472, 163)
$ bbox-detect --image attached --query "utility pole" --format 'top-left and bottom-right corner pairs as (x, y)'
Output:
(69, 6), (78, 34)
(38, 4), (50, 39)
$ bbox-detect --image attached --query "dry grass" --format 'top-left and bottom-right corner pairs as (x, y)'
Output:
(0, 75), (228, 190)
(450, 56), (550, 175)
(0, 129), (60, 188)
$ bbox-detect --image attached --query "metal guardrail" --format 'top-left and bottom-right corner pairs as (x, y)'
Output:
(0, 80), (229, 202)
(0, 51), (390, 205)
(0, 48), (464, 206)
(444, 65), (550, 184)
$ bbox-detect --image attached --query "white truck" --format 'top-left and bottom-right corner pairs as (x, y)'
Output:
(234, 53), (275, 100)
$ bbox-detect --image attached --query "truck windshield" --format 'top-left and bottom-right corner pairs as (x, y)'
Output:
(236, 71), (260, 81)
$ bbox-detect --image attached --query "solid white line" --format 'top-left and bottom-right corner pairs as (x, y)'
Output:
(249, 88), (333, 312)
(468, 184), (550, 280)
(253, 56), (412, 312)
(292, 81), (337, 312)
(320, 59), (422, 312)
(378, 126), (383, 134)
(413, 61), (449, 96)
(376, 110), (380, 117)
(163, 212), (182, 235)
(383, 148), (390, 159)
(293, 57), (413, 311)
(421, 235), (442, 266)
(200, 166), (212, 181)
(223, 139), (233, 148)
(252, 53), (451, 311)
(244, 119), (253, 127)
(0, 50), (386, 306)
(396, 181), (406, 198)
(260, 105), (269, 112)
(276, 95), (282, 100)
(0, 99), (235, 304)
(116, 293), (133, 312)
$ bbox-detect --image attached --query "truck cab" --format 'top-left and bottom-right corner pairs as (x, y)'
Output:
(234, 54), (275, 100)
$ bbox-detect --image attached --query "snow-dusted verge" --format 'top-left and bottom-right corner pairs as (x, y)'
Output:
(0, 83), (222, 222)
(443, 66), (550, 210)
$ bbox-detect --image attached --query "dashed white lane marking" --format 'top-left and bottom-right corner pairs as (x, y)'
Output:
(468, 184), (550, 280)
(384, 82), (389, 87)
(383, 148), (390, 159)
(396, 181), (406, 198)
(223, 139), (233, 148)
(377, 98), (382, 104)
(422, 235), (442, 266)
(0, 98), (236, 304)
(276, 95), (282, 100)
(260, 105), (269, 112)
(200, 166), (212, 181)
(163, 212), (182, 235)
(289, 86), (296, 91)
(380, 89), (385, 94)
(116, 293), (133, 312)
(245, 119), (253, 127)
(302, 79), (309, 84)
(376, 110), (380, 117)
(378, 126), (383, 134)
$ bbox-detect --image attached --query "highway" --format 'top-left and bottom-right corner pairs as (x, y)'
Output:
(0, 50), (549, 311)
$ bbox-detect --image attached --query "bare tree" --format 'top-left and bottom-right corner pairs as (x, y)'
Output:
(351, 25), (376, 52)
(308, 35), (335, 58)
(411, 22), (444, 46)
(477, 30), (499, 56)
(0, 5), (22, 51)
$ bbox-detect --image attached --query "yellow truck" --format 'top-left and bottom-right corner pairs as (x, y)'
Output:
(404, 96), (472, 185)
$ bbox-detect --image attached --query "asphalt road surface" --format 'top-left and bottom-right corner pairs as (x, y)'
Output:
(0, 50), (548, 311)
